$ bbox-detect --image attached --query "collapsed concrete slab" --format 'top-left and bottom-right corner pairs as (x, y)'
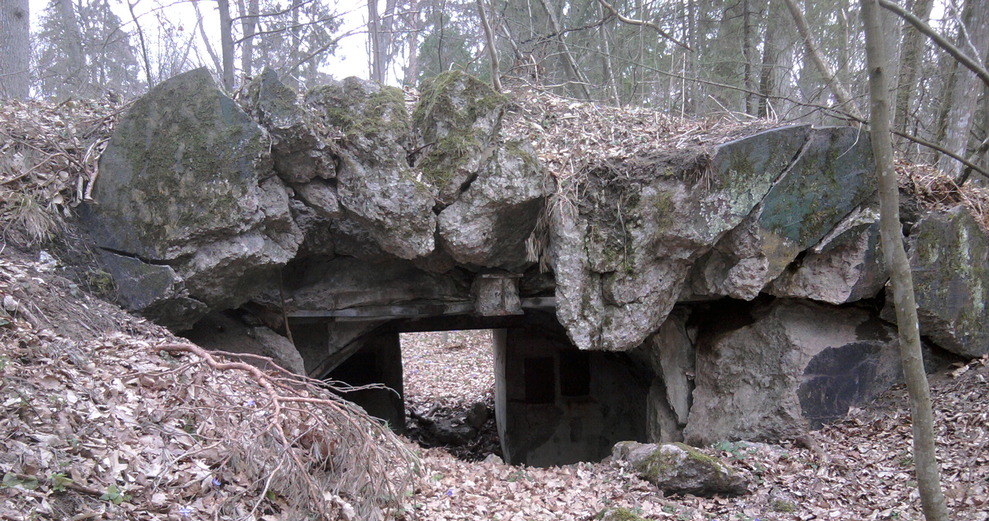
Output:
(768, 207), (888, 304)
(552, 126), (811, 352)
(684, 300), (902, 445)
(81, 68), (301, 330)
(691, 127), (877, 300)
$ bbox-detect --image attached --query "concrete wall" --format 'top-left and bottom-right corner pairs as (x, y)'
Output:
(495, 325), (650, 466)
(325, 331), (405, 433)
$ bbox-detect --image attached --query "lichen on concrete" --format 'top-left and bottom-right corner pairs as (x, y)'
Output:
(412, 70), (509, 206)
(902, 206), (989, 357)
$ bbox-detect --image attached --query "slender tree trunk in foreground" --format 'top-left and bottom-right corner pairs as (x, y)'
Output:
(861, 1), (949, 520)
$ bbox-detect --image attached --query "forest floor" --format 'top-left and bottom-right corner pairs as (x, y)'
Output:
(401, 327), (989, 521)
(2, 251), (989, 521)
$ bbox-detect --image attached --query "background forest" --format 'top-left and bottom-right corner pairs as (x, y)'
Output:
(0, 0), (986, 179)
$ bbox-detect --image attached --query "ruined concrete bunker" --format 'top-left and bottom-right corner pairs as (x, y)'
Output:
(80, 68), (986, 466)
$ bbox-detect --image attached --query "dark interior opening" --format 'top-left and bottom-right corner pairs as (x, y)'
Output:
(303, 311), (650, 467)
(559, 351), (591, 397)
(523, 356), (556, 403)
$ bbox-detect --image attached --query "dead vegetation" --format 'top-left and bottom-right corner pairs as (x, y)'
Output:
(0, 257), (418, 521)
(897, 159), (989, 230)
(503, 89), (773, 185)
(0, 99), (118, 247)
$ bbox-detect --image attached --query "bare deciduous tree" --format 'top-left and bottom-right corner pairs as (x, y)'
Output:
(861, 1), (949, 520)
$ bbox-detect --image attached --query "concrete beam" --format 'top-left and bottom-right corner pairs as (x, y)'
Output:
(286, 297), (556, 321)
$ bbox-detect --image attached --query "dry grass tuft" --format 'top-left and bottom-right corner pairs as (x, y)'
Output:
(0, 98), (119, 247)
(897, 159), (989, 231)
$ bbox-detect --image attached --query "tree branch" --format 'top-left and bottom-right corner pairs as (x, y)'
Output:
(593, 0), (691, 51)
(476, 0), (502, 92)
(880, 0), (989, 88)
(781, 0), (862, 118)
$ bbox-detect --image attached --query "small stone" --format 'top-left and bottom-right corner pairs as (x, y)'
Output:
(2, 295), (18, 312)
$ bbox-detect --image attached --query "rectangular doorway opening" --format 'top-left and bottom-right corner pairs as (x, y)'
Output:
(400, 329), (501, 461)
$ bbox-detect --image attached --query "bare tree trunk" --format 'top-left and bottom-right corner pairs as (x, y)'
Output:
(783, 0), (862, 118)
(958, 80), (989, 185)
(194, 1), (223, 73)
(402, 1), (424, 86)
(217, 0), (236, 90)
(238, 0), (259, 78)
(368, 0), (386, 83)
(535, 0), (592, 99)
(861, 1), (950, 520)
(596, 1), (621, 105)
(758, 0), (780, 117)
(55, 0), (86, 87)
(476, 0), (502, 92)
(0, 0), (30, 98)
(742, 0), (755, 114)
(435, 0), (448, 73)
(937, 2), (989, 178)
(893, 0), (934, 141)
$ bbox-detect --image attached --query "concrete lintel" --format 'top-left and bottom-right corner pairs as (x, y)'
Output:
(287, 297), (556, 320)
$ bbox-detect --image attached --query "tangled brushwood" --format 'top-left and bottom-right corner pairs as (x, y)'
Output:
(0, 99), (118, 246)
(897, 159), (989, 231)
(0, 256), (418, 521)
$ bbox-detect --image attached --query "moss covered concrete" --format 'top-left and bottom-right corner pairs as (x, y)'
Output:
(88, 67), (269, 260)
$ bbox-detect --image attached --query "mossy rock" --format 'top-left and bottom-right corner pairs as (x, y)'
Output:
(243, 68), (331, 183)
(596, 507), (652, 521)
(306, 77), (411, 159)
(412, 71), (509, 205)
(612, 441), (750, 497)
(901, 206), (989, 357)
(436, 142), (548, 269)
(306, 77), (437, 259)
(412, 70), (508, 143)
(81, 68), (301, 329)
(86, 67), (273, 260)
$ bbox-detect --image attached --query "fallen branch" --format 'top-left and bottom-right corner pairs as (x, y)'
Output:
(155, 342), (418, 520)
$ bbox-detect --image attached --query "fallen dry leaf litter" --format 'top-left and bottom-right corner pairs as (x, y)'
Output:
(0, 256), (416, 521)
(401, 330), (501, 460)
(401, 330), (495, 409)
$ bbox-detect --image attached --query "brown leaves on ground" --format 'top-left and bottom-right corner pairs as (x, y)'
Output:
(0, 257), (416, 521)
(404, 330), (989, 521)
(401, 330), (495, 411)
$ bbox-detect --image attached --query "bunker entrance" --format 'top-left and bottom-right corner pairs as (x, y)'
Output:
(300, 312), (652, 467)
